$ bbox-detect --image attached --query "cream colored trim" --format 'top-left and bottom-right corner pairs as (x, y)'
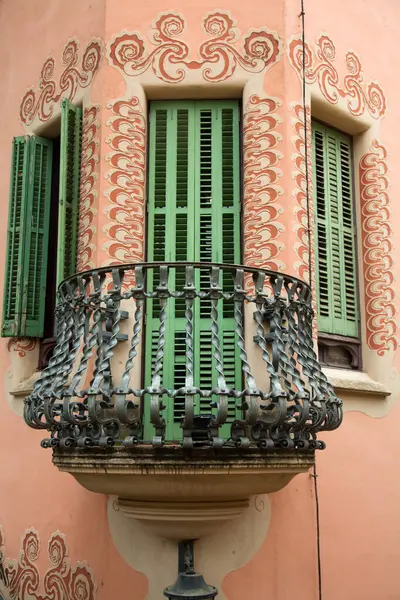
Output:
(107, 494), (271, 600)
(9, 371), (41, 397)
(323, 367), (390, 398)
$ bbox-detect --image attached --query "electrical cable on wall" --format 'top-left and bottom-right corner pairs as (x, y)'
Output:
(300, 2), (323, 600)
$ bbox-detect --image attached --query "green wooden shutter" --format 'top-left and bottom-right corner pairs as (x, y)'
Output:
(2, 136), (53, 337)
(145, 101), (241, 440)
(312, 122), (359, 337)
(57, 98), (82, 285)
(2, 137), (30, 336)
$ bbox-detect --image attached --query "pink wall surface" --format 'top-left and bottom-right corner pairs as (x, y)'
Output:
(0, 0), (399, 598)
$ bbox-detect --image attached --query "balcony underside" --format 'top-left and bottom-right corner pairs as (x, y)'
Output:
(54, 447), (314, 538)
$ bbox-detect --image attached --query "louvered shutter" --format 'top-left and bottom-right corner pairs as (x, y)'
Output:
(312, 122), (359, 337)
(2, 136), (53, 338)
(2, 137), (53, 337)
(2, 137), (30, 336)
(57, 98), (82, 285)
(145, 101), (241, 440)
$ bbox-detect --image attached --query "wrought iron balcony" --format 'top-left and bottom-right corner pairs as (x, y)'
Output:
(24, 261), (342, 450)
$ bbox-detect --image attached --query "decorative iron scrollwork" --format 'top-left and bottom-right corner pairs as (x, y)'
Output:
(24, 262), (342, 450)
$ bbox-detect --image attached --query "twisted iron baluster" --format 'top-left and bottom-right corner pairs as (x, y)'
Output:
(283, 281), (310, 443)
(269, 275), (296, 399)
(209, 266), (228, 427)
(91, 268), (123, 393)
(252, 271), (288, 442)
(150, 265), (169, 438)
(60, 278), (92, 428)
(24, 286), (71, 432)
(116, 266), (144, 427)
(299, 298), (342, 432)
(252, 271), (283, 398)
(234, 268), (259, 423)
(295, 294), (329, 439)
(90, 271), (106, 387)
(63, 282), (92, 417)
(182, 265), (195, 430)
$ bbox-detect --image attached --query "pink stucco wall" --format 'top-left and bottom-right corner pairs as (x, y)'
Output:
(0, 0), (399, 598)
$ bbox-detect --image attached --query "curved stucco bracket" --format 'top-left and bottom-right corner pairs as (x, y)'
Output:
(107, 494), (271, 600)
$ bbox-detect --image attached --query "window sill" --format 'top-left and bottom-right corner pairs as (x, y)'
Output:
(10, 370), (42, 397)
(322, 367), (391, 399)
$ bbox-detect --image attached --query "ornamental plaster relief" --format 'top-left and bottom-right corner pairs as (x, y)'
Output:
(0, 526), (97, 600)
(20, 39), (103, 128)
(288, 34), (386, 119)
(103, 96), (146, 274)
(359, 141), (397, 356)
(101, 10), (286, 273)
(77, 105), (101, 272)
(243, 94), (285, 273)
(107, 11), (281, 85)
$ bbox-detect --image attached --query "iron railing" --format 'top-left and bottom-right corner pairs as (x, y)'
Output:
(24, 262), (342, 450)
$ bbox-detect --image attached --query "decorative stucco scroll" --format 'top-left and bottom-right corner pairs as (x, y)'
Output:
(291, 103), (312, 282)
(77, 106), (100, 273)
(0, 526), (96, 600)
(6, 339), (36, 358)
(20, 39), (102, 125)
(359, 141), (397, 355)
(107, 11), (281, 83)
(243, 95), (285, 272)
(103, 97), (146, 284)
(288, 35), (386, 119)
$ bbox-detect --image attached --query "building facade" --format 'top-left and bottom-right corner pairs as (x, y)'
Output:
(0, 0), (399, 598)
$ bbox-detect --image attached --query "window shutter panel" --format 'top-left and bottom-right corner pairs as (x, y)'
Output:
(57, 98), (82, 285)
(22, 137), (53, 337)
(2, 137), (30, 337)
(194, 102), (241, 435)
(2, 136), (53, 338)
(312, 122), (359, 337)
(145, 101), (241, 440)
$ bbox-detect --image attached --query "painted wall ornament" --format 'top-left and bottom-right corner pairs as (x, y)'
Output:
(103, 97), (146, 284)
(77, 105), (100, 273)
(359, 141), (397, 355)
(6, 338), (36, 358)
(20, 39), (102, 126)
(243, 95), (285, 273)
(291, 103), (312, 282)
(107, 11), (281, 83)
(288, 35), (386, 118)
(0, 526), (96, 600)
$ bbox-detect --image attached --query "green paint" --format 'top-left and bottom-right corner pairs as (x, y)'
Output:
(57, 98), (82, 286)
(2, 136), (53, 338)
(312, 121), (359, 337)
(145, 100), (241, 440)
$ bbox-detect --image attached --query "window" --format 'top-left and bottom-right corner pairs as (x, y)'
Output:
(144, 100), (241, 440)
(312, 121), (360, 369)
(2, 99), (82, 361)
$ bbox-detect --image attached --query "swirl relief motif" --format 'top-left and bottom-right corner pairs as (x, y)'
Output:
(243, 95), (285, 272)
(291, 103), (312, 282)
(77, 106), (100, 273)
(0, 526), (96, 600)
(359, 141), (397, 355)
(20, 39), (102, 125)
(288, 35), (386, 119)
(6, 338), (36, 358)
(103, 97), (146, 285)
(107, 11), (280, 83)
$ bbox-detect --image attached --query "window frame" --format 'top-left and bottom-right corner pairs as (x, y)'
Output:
(311, 117), (363, 370)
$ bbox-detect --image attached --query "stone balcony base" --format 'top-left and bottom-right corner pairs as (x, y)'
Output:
(54, 448), (314, 539)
